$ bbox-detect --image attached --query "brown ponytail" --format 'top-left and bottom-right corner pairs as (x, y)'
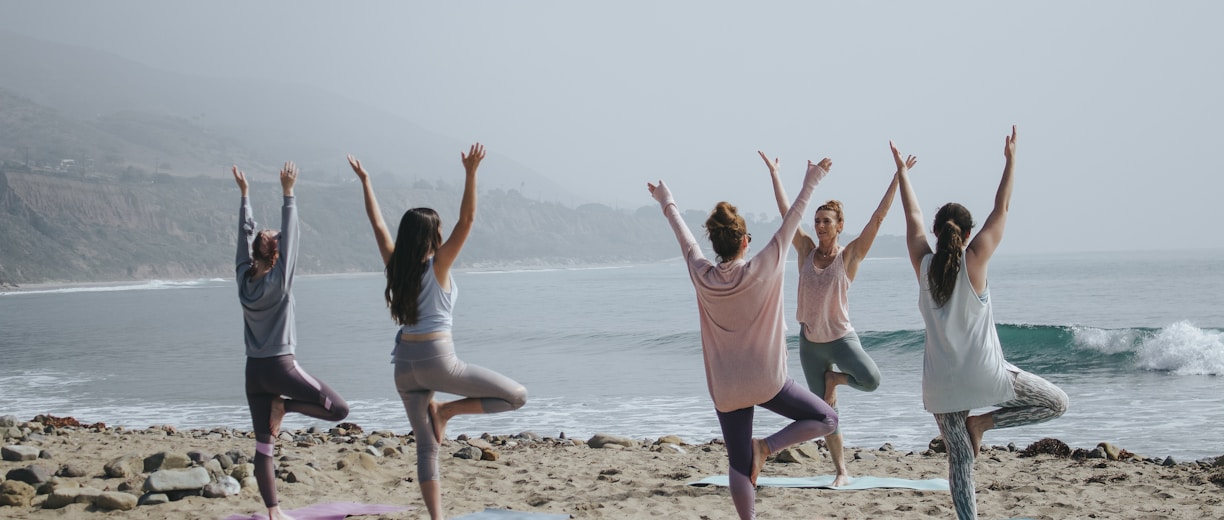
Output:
(704, 201), (748, 263)
(251, 229), (280, 272)
(928, 203), (974, 307)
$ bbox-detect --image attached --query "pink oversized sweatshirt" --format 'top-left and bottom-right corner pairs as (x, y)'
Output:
(654, 164), (826, 412)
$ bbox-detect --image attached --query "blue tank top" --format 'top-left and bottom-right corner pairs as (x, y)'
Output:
(399, 258), (455, 334)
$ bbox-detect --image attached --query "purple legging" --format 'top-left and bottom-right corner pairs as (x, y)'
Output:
(246, 354), (349, 507)
(716, 378), (838, 519)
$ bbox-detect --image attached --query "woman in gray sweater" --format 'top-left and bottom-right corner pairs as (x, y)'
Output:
(234, 161), (349, 520)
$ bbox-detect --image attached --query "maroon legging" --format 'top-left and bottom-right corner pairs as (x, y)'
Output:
(245, 354), (349, 507)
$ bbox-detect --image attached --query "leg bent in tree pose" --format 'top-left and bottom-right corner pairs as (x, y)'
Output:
(799, 332), (880, 485)
(246, 355), (349, 516)
(718, 379), (838, 520)
(393, 336), (527, 517)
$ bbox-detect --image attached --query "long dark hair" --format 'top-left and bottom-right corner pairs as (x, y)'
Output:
(704, 201), (747, 263)
(928, 203), (974, 307)
(386, 208), (443, 326)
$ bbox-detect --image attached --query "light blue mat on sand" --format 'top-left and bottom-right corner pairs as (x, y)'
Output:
(451, 508), (571, 519)
(689, 475), (950, 491)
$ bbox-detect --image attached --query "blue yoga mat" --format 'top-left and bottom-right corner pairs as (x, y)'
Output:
(451, 508), (571, 519)
(688, 475), (949, 491)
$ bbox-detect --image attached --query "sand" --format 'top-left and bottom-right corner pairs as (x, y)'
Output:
(2, 418), (1223, 520)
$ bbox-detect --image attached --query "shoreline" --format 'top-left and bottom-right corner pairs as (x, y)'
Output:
(0, 260), (653, 295)
(2, 415), (1223, 519)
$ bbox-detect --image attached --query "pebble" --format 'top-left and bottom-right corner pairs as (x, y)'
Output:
(453, 446), (484, 460)
(587, 433), (638, 449)
(6, 463), (55, 485)
(104, 453), (145, 478)
(143, 467), (210, 492)
(138, 493), (170, 506)
(56, 464), (88, 478)
(94, 490), (138, 511)
(0, 480), (36, 507)
(1, 445), (41, 461)
(43, 486), (102, 509)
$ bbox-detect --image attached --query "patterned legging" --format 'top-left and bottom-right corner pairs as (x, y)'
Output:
(933, 370), (1068, 520)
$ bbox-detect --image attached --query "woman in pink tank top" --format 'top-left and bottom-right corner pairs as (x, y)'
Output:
(759, 146), (916, 486)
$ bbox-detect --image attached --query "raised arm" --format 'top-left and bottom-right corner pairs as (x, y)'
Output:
(894, 141), (931, 278)
(277, 161), (300, 284)
(648, 180), (703, 263)
(759, 151), (814, 258)
(348, 154), (395, 266)
(765, 159), (830, 261)
(842, 152), (917, 278)
(233, 166), (255, 278)
(432, 143), (483, 277)
(966, 126), (1016, 268)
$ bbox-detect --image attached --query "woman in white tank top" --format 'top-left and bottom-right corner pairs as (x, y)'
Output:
(896, 128), (1067, 520)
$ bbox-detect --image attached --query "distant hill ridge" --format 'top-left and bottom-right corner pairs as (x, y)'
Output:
(0, 30), (903, 285)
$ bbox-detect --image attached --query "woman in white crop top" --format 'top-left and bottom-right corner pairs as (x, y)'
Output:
(896, 128), (1067, 520)
(760, 146), (914, 486)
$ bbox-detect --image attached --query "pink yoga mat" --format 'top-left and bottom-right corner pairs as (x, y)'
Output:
(223, 501), (413, 520)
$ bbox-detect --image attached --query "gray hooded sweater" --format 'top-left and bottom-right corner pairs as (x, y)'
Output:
(236, 195), (298, 358)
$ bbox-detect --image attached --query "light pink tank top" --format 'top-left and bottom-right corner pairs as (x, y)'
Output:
(796, 246), (854, 343)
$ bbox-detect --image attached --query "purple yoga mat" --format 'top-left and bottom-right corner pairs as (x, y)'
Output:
(223, 501), (413, 520)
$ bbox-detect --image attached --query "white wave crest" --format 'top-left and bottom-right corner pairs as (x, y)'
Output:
(1133, 321), (1224, 375)
(1071, 326), (1141, 355)
(0, 279), (215, 296)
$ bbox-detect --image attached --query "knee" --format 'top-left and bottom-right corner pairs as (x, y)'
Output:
(329, 400), (351, 422)
(508, 385), (528, 411)
(857, 373), (881, 393)
(1050, 388), (1069, 417)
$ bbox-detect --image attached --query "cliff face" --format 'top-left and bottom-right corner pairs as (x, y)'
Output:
(0, 169), (679, 285)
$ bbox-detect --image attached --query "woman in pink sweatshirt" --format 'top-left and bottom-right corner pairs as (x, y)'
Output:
(648, 156), (838, 520)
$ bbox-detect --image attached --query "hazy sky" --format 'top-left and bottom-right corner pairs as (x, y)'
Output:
(4, 1), (1223, 254)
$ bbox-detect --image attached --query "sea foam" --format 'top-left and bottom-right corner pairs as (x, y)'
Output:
(1073, 321), (1223, 375)
(1133, 321), (1224, 375)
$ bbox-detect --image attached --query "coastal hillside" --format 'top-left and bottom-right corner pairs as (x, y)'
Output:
(0, 32), (905, 285)
(0, 168), (687, 284)
(0, 166), (906, 285)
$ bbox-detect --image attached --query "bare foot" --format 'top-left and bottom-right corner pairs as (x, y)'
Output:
(428, 400), (447, 443)
(831, 472), (852, 487)
(750, 438), (770, 487)
(965, 413), (992, 459)
(823, 371), (848, 408)
(270, 396), (286, 438)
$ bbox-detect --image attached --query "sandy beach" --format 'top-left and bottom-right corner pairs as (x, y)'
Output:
(2, 415), (1223, 519)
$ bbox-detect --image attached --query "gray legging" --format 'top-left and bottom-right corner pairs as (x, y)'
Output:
(393, 337), (527, 482)
(798, 331), (881, 433)
(933, 369), (1069, 520)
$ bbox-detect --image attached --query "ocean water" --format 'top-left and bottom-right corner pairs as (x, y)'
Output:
(1, 249), (1221, 461)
